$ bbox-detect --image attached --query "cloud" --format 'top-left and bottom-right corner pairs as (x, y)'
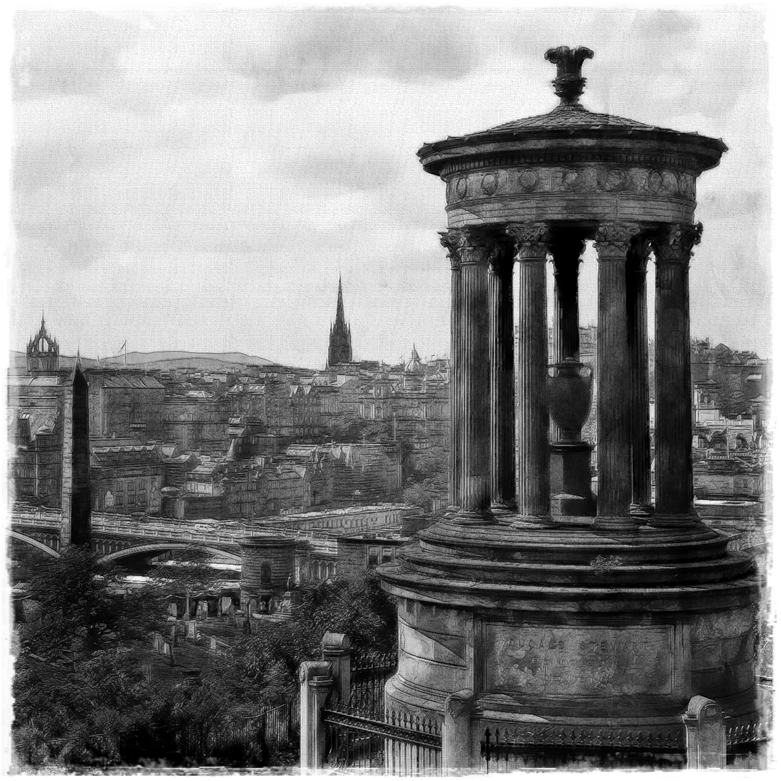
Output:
(13, 11), (142, 99)
(9, 8), (773, 363)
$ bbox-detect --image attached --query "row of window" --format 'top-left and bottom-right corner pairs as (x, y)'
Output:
(367, 546), (395, 567)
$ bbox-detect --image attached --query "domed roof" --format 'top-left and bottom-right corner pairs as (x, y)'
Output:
(405, 345), (423, 374)
(418, 46), (726, 176)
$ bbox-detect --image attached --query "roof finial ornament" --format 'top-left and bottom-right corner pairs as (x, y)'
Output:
(544, 46), (594, 107)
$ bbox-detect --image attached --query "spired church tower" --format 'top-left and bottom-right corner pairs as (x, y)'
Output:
(26, 314), (59, 374)
(327, 277), (353, 367)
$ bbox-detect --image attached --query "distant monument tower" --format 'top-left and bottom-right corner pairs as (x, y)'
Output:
(61, 359), (91, 547)
(26, 313), (59, 374)
(327, 277), (353, 367)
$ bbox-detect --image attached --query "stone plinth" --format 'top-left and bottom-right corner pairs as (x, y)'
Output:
(550, 442), (594, 515)
(380, 519), (758, 766)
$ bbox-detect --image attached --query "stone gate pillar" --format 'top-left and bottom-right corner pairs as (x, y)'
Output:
(651, 223), (703, 527)
(299, 660), (333, 773)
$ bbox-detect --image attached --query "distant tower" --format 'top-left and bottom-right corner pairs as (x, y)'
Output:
(26, 313), (59, 374)
(327, 277), (353, 367)
(61, 360), (91, 547)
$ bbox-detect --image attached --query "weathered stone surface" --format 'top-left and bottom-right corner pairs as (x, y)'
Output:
(484, 624), (677, 697)
(380, 46), (757, 766)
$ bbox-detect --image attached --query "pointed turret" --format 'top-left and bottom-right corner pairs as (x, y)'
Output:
(27, 313), (60, 374)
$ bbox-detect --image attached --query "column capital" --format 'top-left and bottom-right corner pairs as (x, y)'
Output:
(629, 237), (654, 273)
(655, 222), (703, 264)
(439, 228), (501, 268)
(594, 221), (642, 259)
(506, 222), (552, 260)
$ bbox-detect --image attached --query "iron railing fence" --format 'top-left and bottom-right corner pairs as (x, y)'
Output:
(725, 717), (770, 768)
(479, 725), (687, 772)
(348, 650), (397, 716)
(324, 706), (442, 775)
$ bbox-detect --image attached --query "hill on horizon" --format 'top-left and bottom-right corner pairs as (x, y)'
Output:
(8, 349), (279, 373)
(101, 350), (275, 367)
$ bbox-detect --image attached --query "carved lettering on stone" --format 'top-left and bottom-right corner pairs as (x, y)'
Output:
(484, 624), (676, 697)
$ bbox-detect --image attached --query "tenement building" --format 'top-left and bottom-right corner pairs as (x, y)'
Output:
(379, 47), (758, 769)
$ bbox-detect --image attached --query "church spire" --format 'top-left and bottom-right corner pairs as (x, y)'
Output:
(336, 276), (346, 324)
(327, 276), (353, 368)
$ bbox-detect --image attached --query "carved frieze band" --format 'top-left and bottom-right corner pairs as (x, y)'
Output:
(654, 222), (703, 264)
(446, 165), (696, 204)
(439, 228), (501, 268)
(506, 222), (552, 261)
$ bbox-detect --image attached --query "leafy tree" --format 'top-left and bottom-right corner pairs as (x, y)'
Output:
(146, 546), (221, 620)
(20, 546), (152, 659)
(403, 445), (447, 510)
(12, 547), (162, 767)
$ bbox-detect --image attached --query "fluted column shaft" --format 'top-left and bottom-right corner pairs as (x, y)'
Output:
(594, 223), (637, 527)
(440, 229), (496, 522)
(551, 236), (584, 443)
(488, 244), (516, 510)
(447, 253), (462, 508)
(508, 224), (551, 522)
(627, 241), (652, 514)
(652, 223), (702, 526)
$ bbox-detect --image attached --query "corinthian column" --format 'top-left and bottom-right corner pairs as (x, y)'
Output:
(440, 228), (497, 523)
(446, 248), (461, 511)
(488, 242), (516, 513)
(593, 222), (638, 529)
(627, 239), (653, 519)
(507, 223), (552, 525)
(651, 223), (703, 527)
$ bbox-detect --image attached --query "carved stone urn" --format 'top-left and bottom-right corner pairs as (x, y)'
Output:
(546, 358), (593, 442)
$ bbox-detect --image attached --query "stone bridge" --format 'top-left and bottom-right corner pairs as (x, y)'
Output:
(10, 506), (241, 564)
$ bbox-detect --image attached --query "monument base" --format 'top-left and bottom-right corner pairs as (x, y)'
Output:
(379, 518), (759, 770)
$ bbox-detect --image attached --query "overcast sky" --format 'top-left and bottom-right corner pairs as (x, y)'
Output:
(8, 7), (772, 368)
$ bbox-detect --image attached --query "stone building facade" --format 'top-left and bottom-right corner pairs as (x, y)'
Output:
(90, 437), (164, 515)
(8, 375), (64, 507)
(88, 371), (165, 441)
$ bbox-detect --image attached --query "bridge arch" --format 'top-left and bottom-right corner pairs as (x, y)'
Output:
(10, 531), (61, 558)
(98, 542), (241, 565)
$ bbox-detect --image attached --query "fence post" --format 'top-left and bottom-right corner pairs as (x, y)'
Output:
(299, 660), (333, 773)
(321, 632), (351, 705)
(683, 695), (726, 769)
(443, 689), (474, 774)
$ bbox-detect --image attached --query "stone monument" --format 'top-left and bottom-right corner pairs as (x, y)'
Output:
(379, 46), (758, 769)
